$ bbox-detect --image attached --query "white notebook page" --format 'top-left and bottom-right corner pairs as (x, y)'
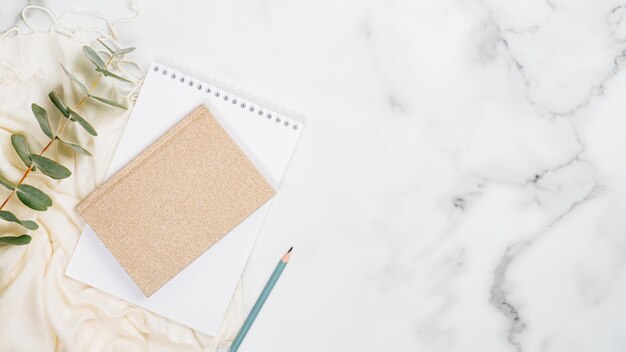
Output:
(66, 62), (303, 335)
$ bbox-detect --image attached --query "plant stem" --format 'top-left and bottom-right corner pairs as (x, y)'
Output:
(0, 56), (114, 211)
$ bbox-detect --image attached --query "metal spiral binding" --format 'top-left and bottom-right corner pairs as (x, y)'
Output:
(153, 65), (298, 130)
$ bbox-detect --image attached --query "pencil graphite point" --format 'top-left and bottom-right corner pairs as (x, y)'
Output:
(288, 246), (293, 253)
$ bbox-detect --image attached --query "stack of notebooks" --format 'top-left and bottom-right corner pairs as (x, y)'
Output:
(66, 62), (303, 335)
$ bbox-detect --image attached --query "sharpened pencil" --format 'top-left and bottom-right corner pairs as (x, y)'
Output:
(227, 247), (293, 352)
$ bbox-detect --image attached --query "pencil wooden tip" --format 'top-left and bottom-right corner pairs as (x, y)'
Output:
(282, 247), (293, 262)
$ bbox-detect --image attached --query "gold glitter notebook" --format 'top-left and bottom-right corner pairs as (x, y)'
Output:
(77, 105), (276, 297)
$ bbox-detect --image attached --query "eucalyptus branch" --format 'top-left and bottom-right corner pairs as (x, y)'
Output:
(0, 40), (135, 246)
(0, 57), (111, 210)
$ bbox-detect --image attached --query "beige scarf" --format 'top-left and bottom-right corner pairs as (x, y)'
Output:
(0, 5), (242, 351)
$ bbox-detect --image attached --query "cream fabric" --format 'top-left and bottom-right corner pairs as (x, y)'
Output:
(0, 8), (242, 352)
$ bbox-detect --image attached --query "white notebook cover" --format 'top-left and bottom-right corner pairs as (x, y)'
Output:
(66, 62), (303, 335)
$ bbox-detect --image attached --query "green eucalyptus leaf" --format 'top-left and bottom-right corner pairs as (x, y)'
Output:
(29, 154), (71, 180)
(22, 220), (39, 230)
(31, 103), (54, 139)
(0, 175), (14, 190)
(97, 39), (116, 56)
(98, 50), (112, 61)
(60, 64), (89, 94)
(0, 210), (38, 230)
(115, 47), (135, 55)
(16, 184), (52, 211)
(55, 137), (91, 156)
(10, 134), (32, 168)
(90, 95), (127, 110)
(0, 235), (31, 246)
(95, 68), (132, 83)
(48, 92), (70, 118)
(83, 46), (106, 69)
(67, 110), (97, 136)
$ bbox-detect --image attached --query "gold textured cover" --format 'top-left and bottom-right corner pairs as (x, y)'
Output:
(77, 105), (275, 297)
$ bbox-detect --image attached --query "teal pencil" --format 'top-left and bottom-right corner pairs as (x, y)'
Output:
(228, 247), (293, 352)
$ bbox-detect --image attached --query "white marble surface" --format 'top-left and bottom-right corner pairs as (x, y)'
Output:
(3, 0), (626, 351)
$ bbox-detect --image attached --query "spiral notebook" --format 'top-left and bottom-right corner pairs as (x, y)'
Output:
(66, 62), (303, 335)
